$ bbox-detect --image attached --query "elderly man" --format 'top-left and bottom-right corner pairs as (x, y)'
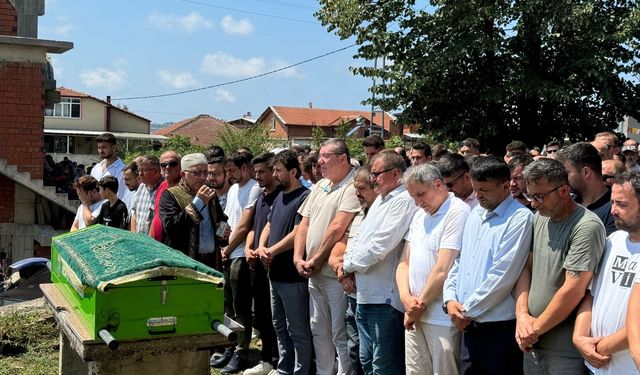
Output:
(556, 142), (616, 235)
(573, 171), (640, 374)
(294, 139), (361, 375)
(621, 139), (640, 172)
(397, 164), (470, 375)
(437, 153), (478, 208)
(443, 156), (534, 375)
(159, 153), (227, 264)
(130, 155), (164, 235)
(342, 151), (418, 374)
(516, 158), (605, 375)
(150, 151), (181, 242)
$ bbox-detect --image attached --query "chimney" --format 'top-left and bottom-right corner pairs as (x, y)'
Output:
(106, 95), (111, 104)
(308, 102), (313, 108)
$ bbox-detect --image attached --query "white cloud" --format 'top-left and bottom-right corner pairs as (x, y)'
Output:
(79, 61), (128, 92)
(157, 69), (200, 89)
(220, 15), (254, 35)
(201, 52), (301, 79)
(147, 11), (213, 33)
(213, 88), (237, 104)
(41, 15), (74, 37)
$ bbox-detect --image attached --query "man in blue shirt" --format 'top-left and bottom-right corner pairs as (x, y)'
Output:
(443, 156), (534, 375)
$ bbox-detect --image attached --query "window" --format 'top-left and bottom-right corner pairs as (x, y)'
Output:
(271, 118), (276, 131)
(45, 97), (81, 118)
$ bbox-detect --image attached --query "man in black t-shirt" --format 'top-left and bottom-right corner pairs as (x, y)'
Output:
(255, 150), (311, 375)
(94, 176), (129, 230)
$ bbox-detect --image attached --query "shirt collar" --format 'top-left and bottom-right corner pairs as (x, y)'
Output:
(145, 176), (164, 192)
(321, 168), (355, 193)
(481, 195), (514, 220)
(431, 193), (454, 217)
(380, 184), (406, 203)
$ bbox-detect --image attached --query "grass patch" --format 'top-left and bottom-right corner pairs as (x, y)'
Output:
(0, 310), (59, 375)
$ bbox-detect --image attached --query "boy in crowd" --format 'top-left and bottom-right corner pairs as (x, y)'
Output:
(94, 176), (130, 230)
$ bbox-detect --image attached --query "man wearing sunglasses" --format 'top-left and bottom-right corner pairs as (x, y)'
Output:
(515, 158), (605, 374)
(149, 151), (181, 242)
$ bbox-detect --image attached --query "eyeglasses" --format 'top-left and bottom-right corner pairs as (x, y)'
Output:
(370, 167), (394, 179)
(523, 184), (563, 203)
(184, 169), (207, 177)
(139, 168), (156, 174)
(602, 174), (614, 181)
(546, 149), (559, 154)
(208, 172), (224, 178)
(445, 172), (465, 189)
(160, 161), (179, 168)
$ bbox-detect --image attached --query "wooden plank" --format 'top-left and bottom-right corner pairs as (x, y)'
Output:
(40, 283), (232, 362)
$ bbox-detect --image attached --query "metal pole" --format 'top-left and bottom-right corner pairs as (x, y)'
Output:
(381, 55), (386, 138)
(370, 57), (377, 136)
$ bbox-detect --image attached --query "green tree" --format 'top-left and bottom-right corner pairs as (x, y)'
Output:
(311, 126), (326, 149)
(316, 0), (640, 152)
(213, 123), (287, 155)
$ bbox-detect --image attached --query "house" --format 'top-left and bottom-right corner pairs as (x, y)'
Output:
(0, 0), (75, 262)
(153, 114), (230, 147)
(255, 105), (401, 146)
(227, 112), (256, 130)
(44, 87), (166, 166)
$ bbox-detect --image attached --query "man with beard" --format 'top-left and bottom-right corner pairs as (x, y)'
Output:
(208, 156), (231, 210)
(516, 158), (605, 374)
(573, 170), (640, 374)
(508, 155), (534, 210)
(257, 150), (311, 375)
(150, 151), (181, 242)
(90, 133), (131, 208)
(342, 150), (418, 374)
(159, 153), (227, 265)
(556, 142), (616, 235)
(443, 156), (533, 375)
(437, 153), (478, 208)
(328, 166), (379, 375)
(213, 151), (263, 373)
(244, 153), (281, 375)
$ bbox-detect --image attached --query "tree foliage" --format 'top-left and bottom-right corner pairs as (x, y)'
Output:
(213, 123), (287, 156)
(316, 0), (640, 152)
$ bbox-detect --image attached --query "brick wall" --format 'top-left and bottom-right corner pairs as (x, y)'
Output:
(0, 174), (15, 222)
(0, 61), (45, 180)
(0, 0), (17, 36)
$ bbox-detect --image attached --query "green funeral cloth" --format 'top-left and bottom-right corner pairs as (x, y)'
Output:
(53, 225), (224, 292)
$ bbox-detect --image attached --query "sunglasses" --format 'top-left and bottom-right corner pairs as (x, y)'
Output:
(160, 161), (179, 168)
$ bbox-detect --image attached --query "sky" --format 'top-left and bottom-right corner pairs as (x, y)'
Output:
(38, 0), (374, 125)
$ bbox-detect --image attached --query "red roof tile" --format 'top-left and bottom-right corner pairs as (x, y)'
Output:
(259, 106), (396, 131)
(56, 87), (151, 123)
(153, 114), (231, 147)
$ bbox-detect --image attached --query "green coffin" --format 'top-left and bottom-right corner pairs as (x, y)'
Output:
(50, 225), (225, 341)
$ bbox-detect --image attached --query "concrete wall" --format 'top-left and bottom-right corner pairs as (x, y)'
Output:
(110, 110), (149, 133)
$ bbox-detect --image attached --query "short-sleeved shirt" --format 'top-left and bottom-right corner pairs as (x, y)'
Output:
(405, 194), (469, 326)
(225, 180), (262, 259)
(268, 186), (310, 282)
(90, 158), (131, 209)
(74, 200), (106, 229)
(252, 186), (283, 250)
(95, 199), (129, 230)
(528, 205), (606, 357)
(298, 169), (361, 277)
(587, 230), (640, 374)
(585, 189), (616, 236)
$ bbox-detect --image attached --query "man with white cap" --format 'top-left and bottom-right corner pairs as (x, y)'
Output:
(159, 153), (228, 269)
(622, 139), (640, 173)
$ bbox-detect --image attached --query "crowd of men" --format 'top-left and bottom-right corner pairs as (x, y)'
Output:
(69, 131), (640, 375)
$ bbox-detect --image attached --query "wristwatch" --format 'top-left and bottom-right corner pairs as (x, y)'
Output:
(442, 300), (451, 314)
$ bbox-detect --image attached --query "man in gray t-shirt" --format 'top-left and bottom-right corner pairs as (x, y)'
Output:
(515, 158), (605, 374)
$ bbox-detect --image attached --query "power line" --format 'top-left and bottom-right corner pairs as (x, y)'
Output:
(111, 43), (357, 101)
(180, 0), (319, 24)
(253, 0), (318, 11)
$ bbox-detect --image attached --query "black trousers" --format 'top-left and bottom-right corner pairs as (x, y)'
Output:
(251, 262), (278, 363)
(460, 319), (523, 375)
(223, 257), (252, 359)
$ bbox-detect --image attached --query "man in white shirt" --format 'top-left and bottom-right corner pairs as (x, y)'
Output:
(343, 150), (418, 374)
(573, 171), (640, 374)
(396, 164), (470, 375)
(212, 151), (262, 373)
(70, 175), (105, 231)
(89, 133), (131, 209)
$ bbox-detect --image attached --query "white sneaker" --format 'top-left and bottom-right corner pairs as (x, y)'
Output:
(243, 361), (274, 375)
(266, 370), (278, 375)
